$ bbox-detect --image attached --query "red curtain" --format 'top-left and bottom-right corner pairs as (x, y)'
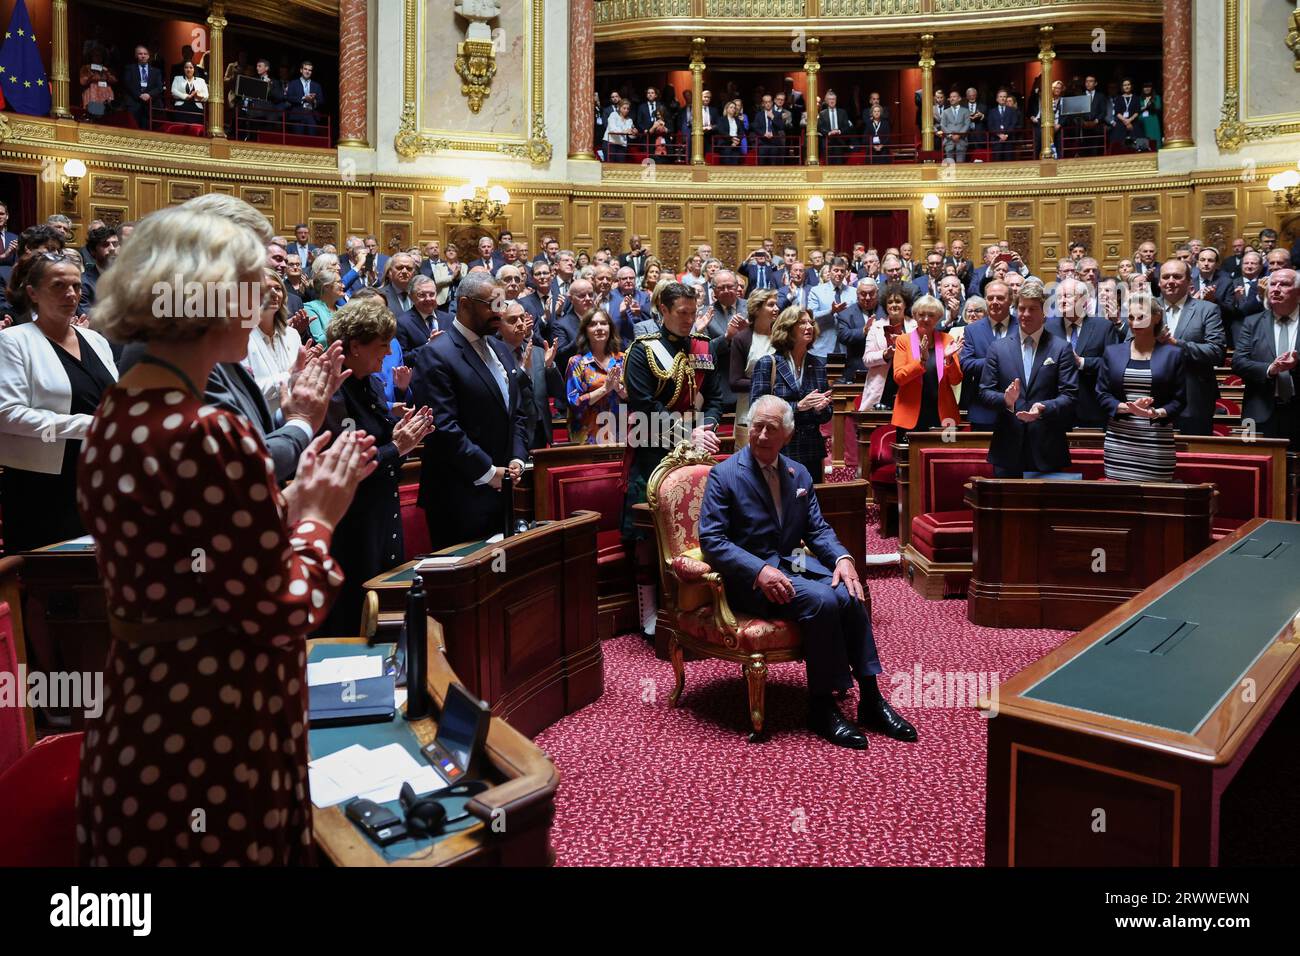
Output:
(831, 209), (909, 256)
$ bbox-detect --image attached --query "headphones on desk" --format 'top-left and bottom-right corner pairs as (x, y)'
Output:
(398, 779), (491, 837)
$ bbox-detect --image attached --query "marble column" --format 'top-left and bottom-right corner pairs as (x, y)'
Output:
(569, 0), (595, 159)
(919, 34), (934, 153)
(1162, 0), (1193, 147)
(51, 0), (71, 119)
(206, 5), (227, 138)
(1038, 26), (1055, 159)
(690, 37), (706, 165)
(803, 38), (820, 165)
(338, 0), (369, 146)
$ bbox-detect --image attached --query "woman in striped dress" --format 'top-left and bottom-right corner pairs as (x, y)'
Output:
(1096, 292), (1186, 481)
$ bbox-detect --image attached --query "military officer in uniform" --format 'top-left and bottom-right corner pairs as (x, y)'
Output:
(622, 281), (726, 638)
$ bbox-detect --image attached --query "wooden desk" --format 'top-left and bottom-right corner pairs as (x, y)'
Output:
(310, 631), (559, 867)
(415, 513), (603, 738)
(986, 519), (1300, 866)
(18, 541), (108, 730)
(966, 478), (1216, 630)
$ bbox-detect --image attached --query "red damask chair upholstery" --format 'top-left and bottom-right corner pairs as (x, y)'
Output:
(646, 443), (804, 741)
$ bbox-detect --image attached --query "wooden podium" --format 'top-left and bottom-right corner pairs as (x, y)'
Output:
(966, 478), (1216, 631)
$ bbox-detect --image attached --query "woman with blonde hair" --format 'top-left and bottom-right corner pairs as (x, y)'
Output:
(78, 204), (376, 865)
(304, 267), (346, 345)
(891, 294), (962, 442)
(728, 287), (780, 446)
(244, 268), (302, 415)
(749, 306), (832, 477)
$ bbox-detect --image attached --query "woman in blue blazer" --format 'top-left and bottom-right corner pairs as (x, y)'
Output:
(749, 306), (833, 479)
(1096, 293), (1186, 481)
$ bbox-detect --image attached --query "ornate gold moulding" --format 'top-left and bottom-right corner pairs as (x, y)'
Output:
(455, 38), (498, 114)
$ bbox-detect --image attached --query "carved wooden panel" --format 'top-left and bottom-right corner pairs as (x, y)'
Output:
(89, 205), (127, 227)
(1203, 191), (1235, 208)
(1067, 200), (1094, 218)
(947, 204), (972, 222)
(715, 205), (740, 223)
(599, 228), (624, 252)
(599, 203), (625, 221)
(382, 195), (412, 215)
(1201, 218), (1235, 254)
(311, 192), (341, 212)
(947, 229), (972, 248)
(1068, 226), (1094, 253)
(380, 221), (414, 253)
(657, 204), (683, 223)
(715, 230), (739, 268)
(773, 230), (798, 252)
(534, 200), (563, 219)
(772, 205), (798, 223)
(241, 187), (274, 211)
(655, 229), (683, 274)
(1050, 526), (1130, 574)
(1005, 228), (1032, 259)
(91, 175), (127, 198)
(310, 219), (340, 249)
(1006, 202), (1034, 220)
(1131, 196), (1158, 214)
(167, 181), (202, 204)
(1131, 222), (1158, 249)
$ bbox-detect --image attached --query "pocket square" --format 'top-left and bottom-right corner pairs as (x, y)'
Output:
(795, 487), (808, 498)
(1043, 356), (1056, 366)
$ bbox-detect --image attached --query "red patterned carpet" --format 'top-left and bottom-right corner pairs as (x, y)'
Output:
(534, 506), (1074, 867)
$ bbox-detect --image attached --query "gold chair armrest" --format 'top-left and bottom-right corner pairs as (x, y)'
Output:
(701, 571), (740, 636)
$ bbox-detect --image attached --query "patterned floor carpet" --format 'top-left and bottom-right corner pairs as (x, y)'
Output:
(534, 505), (1075, 867)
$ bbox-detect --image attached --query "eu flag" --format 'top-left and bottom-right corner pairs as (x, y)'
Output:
(0, 0), (51, 116)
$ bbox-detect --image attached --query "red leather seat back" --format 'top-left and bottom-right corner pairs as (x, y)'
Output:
(869, 425), (897, 472)
(918, 449), (993, 514)
(0, 732), (82, 866)
(550, 462), (625, 534)
(1175, 453), (1272, 522)
(0, 601), (28, 776)
(399, 483), (431, 560)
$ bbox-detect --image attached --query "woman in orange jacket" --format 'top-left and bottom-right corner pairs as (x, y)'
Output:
(891, 294), (962, 441)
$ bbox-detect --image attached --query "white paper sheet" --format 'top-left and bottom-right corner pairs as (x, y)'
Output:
(306, 654), (384, 687)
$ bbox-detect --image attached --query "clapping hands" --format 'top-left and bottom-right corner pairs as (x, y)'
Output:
(391, 405), (436, 456)
(798, 388), (833, 413)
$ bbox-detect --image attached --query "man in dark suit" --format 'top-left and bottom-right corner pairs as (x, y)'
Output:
(778, 262), (812, 311)
(469, 235), (506, 273)
(1223, 250), (1267, 347)
(978, 278), (1078, 476)
(1233, 268), (1300, 448)
(915, 251), (945, 299)
(698, 394), (916, 750)
(836, 278), (884, 383)
(0, 202), (18, 269)
(963, 87), (987, 150)
(396, 276), (451, 353)
(609, 266), (653, 343)
(379, 252), (417, 317)
(1222, 237), (1248, 278)
(618, 234), (651, 281)
(960, 279), (1018, 429)
(677, 89), (719, 139)
(1156, 258), (1227, 435)
(1190, 247), (1234, 310)
(498, 300), (565, 452)
(1047, 278), (1111, 429)
(987, 89), (1021, 161)
(122, 44), (165, 129)
(284, 60), (326, 135)
(553, 277), (598, 370)
(288, 223), (318, 268)
(1075, 75), (1107, 156)
(80, 225), (120, 306)
(739, 248), (780, 292)
(816, 91), (853, 165)
(752, 93), (788, 165)
(407, 271), (529, 550)
(634, 88), (669, 155)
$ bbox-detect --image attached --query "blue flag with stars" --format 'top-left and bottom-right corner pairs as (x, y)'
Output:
(0, 0), (51, 116)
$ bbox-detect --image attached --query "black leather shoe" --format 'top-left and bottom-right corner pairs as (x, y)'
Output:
(857, 697), (918, 742)
(808, 704), (869, 750)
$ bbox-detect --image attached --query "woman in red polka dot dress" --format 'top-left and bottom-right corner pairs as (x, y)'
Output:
(77, 204), (376, 865)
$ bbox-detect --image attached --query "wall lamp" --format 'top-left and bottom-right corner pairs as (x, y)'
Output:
(61, 158), (86, 209)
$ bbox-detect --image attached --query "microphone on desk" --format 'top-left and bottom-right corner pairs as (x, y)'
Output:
(403, 573), (433, 722)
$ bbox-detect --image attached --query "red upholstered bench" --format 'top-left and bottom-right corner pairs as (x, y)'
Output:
(1173, 452), (1274, 539)
(399, 483), (431, 561)
(548, 460), (636, 637)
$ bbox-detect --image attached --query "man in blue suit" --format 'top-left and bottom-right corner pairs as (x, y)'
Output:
(122, 44), (164, 130)
(0, 201), (19, 268)
(284, 60), (326, 135)
(836, 278), (885, 383)
(609, 266), (653, 342)
(960, 279), (1018, 429)
(699, 394), (917, 750)
(1046, 278), (1112, 429)
(807, 256), (854, 358)
(407, 271), (529, 549)
(978, 278), (1078, 476)
(395, 276), (451, 353)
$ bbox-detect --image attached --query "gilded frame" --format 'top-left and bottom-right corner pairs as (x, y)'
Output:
(1215, 0), (1300, 150)
(394, 0), (551, 165)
